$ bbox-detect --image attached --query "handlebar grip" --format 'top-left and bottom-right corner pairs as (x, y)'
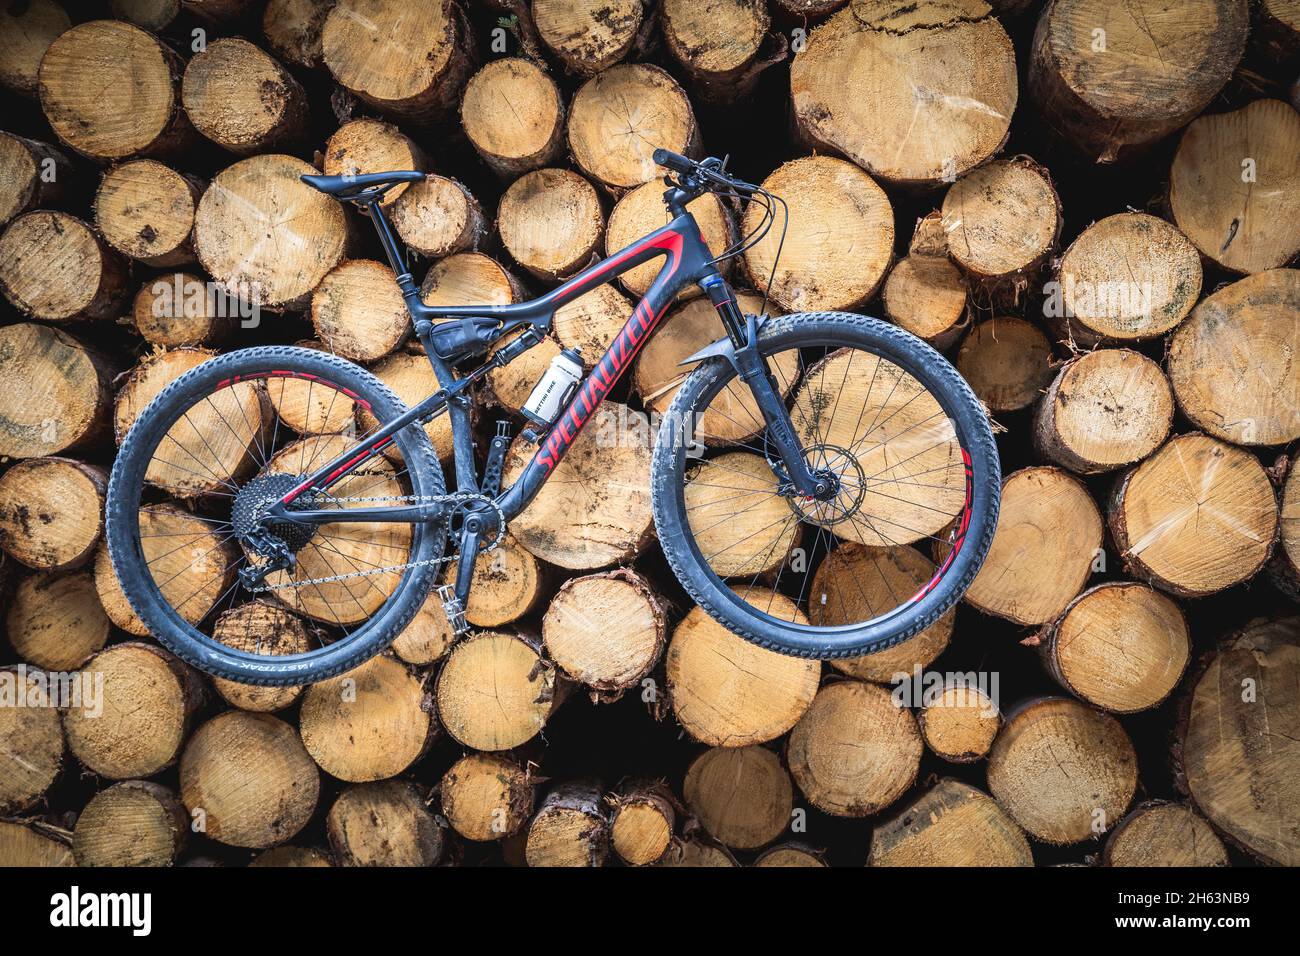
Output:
(652, 148), (695, 175)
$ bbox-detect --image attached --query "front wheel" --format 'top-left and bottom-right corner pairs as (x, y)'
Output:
(651, 311), (1000, 659)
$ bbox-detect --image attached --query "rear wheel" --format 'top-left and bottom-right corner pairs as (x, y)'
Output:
(651, 312), (1000, 659)
(105, 346), (446, 686)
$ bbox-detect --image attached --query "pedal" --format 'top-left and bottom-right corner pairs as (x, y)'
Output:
(480, 420), (511, 497)
(435, 583), (469, 637)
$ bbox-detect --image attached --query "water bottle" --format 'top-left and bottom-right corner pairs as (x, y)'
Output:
(521, 348), (583, 428)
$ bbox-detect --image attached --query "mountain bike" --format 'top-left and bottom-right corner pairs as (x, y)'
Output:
(105, 149), (1000, 686)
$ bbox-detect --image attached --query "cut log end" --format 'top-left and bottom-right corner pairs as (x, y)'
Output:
(791, 2), (1016, 187)
(955, 316), (1054, 414)
(1109, 433), (1278, 597)
(742, 156), (893, 312)
(1176, 618), (1299, 865)
(869, 778), (1032, 867)
(987, 697), (1137, 845)
(787, 680), (922, 818)
(436, 631), (559, 751)
(1041, 583), (1190, 714)
(962, 467), (1103, 626)
(1034, 348), (1174, 474)
(683, 746), (792, 850)
(298, 655), (433, 782)
(326, 781), (444, 866)
(525, 781), (609, 867)
(440, 753), (535, 842)
(1103, 801), (1229, 867)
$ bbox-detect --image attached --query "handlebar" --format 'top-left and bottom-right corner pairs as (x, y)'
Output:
(652, 148), (695, 176)
(652, 148), (758, 194)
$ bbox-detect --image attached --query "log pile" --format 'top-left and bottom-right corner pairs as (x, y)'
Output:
(0, 0), (1297, 869)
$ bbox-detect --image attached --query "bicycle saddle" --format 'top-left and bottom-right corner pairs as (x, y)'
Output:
(300, 170), (425, 199)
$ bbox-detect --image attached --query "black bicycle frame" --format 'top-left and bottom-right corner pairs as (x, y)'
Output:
(267, 190), (822, 530)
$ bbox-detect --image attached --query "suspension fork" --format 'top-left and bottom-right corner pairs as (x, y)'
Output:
(698, 274), (827, 498)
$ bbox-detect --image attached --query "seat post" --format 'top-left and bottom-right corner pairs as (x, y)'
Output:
(362, 199), (411, 284)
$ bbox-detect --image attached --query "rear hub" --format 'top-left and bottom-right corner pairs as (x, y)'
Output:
(232, 473), (318, 554)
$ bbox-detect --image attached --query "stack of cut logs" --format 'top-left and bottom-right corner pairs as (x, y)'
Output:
(0, 0), (1297, 868)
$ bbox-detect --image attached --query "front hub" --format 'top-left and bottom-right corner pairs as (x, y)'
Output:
(786, 443), (868, 527)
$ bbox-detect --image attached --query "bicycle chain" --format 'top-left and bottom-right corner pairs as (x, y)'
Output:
(247, 491), (505, 593)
